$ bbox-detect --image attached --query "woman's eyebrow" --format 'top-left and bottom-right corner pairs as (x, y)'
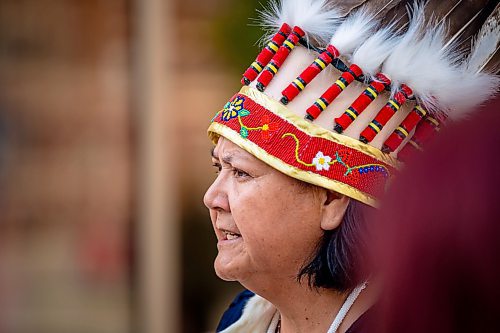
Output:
(221, 154), (234, 165)
(211, 146), (247, 165)
(211, 148), (233, 164)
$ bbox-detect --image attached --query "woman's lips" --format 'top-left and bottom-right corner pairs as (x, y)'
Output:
(223, 231), (241, 240)
(217, 229), (242, 245)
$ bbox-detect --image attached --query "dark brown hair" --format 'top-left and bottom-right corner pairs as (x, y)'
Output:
(298, 199), (372, 292)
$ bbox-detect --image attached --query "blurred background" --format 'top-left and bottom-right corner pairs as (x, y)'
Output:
(0, 0), (265, 332)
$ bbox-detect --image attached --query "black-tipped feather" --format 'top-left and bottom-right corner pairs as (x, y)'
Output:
(468, 3), (500, 73)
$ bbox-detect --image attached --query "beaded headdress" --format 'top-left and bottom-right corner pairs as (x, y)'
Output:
(208, 0), (499, 207)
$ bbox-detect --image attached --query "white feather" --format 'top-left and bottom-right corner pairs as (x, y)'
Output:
(351, 24), (400, 80)
(410, 24), (464, 113)
(258, 0), (341, 45)
(329, 8), (378, 55)
(382, 2), (466, 115)
(382, 2), (427, 94)
(436, 71), (499, 120)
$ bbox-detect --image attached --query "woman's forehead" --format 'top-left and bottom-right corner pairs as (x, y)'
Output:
(213, 137), (260, 164)
(213, 137), (310, 188)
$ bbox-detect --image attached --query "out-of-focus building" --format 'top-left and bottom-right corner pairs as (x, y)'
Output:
(0, 0), (263, 332)
(0, 1), (131, 332)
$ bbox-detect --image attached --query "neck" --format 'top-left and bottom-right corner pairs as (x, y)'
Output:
(278, 286), (346, 333)
(244, 277), (373, 333)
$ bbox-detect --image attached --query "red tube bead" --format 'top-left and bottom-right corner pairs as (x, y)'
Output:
(334, 73), (391, 133)
(305, 63), (363, 119)
(256, 26), (305, 92)
(241, 23), (291, 85)
(281, 44), (339, 104)
(398, 115), (443, 161)
(382, 104), (428, 153)
(360, 84), (413, 144)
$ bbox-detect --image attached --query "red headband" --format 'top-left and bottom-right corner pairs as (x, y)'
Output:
(208, 86), (399, 207)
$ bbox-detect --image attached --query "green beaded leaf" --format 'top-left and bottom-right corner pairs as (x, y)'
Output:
(239, 109), (250, 117)
(210, 111), (220, 123)
(240, 127), (249, 138)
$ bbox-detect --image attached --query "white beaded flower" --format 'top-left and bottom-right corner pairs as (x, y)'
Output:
(312, 151), (332, 171)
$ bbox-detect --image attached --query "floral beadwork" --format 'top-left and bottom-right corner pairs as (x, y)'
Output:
(220, 96), (278, 140)
(238, 114), (278, 139)
(358, 165), (389, 178)
(259, 115), (278, 140)
(282, 133), (390, 178)
(312, 152), (332, 171)
(221, 96), (249, 121)
(211, 110), (221, 123)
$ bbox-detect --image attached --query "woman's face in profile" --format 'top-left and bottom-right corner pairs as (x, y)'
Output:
(204, 137), (325, 287)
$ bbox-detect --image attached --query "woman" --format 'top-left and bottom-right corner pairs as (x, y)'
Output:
(205, 137), (374, 332)
(203, 0), (499, 332)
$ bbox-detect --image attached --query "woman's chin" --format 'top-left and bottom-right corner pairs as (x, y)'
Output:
(214, 256), (249, 282)
(214, 265), (238, 281)
(216, 273), (238, 282)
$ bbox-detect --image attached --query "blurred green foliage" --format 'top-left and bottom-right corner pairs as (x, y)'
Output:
(211, 0), (269, 75)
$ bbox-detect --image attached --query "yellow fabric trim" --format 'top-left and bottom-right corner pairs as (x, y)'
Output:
(208, 122), (379, 207)
(316, 98), (327, 110)
(267, 41), (279, 52)
(315, 58), (327, 69)
(366, 87), (378, 98)
(345, 108), (358, 120)
(389, 100), (400, 110)
(396, 126), (409, 137)
(251, 61), (262, 72)
(236, 86), (399, 168)
(369, 122), (381, 133)
(293, 78), (305, 90)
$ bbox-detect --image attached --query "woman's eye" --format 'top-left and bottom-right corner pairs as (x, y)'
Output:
(232, 168), (251, 179)
(212, 163), (222, 174)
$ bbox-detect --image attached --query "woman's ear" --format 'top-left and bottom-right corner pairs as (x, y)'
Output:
(320, 191), (350, 231)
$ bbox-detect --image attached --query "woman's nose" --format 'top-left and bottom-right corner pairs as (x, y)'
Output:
(203, 176), (230, 212)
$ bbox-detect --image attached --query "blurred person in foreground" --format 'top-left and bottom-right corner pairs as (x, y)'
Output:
(202, 0), (499, 332)
(372, 96), (500, 333)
